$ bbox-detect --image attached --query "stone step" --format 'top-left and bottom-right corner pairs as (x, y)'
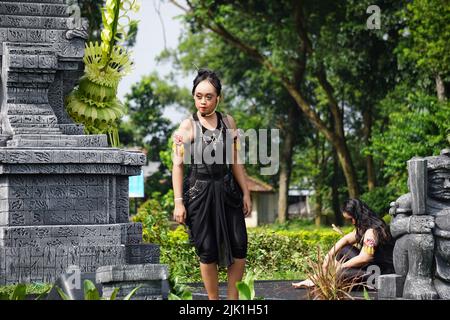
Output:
(0, 2), (69, 17)
(12, 128), (62, 134)
(0, 14), (71, 29)
(0, 28), (66, 44)
(7, 138), (78, 147)
(7, 103), (55, 115)
(0, 245), (127, 285)
(4, 0), (66, 4)
(12, 123), (61, 133)
(9, 115), (58, 124)
(0, 223), (142, 247)
(12, 134), (64, 140)
(6, 134), (109, 147)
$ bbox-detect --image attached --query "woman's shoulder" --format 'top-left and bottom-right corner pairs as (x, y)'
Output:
(178, 117), (194, 129)
(174, 117), (195, 141)
(363, 228), (378, 244)
(220, 112), (237, 129)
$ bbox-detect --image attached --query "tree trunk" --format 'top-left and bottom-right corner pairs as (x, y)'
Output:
(278, 161), (290, 224)
(312, 132), (326, 227)
(362, 106), (376, 191)
(314, 192), (323, 227)
(436, 74), (446, 101)
(277, 115), (295, 224)
(332, 138), (360, 198)
(331, 148), (343, 226)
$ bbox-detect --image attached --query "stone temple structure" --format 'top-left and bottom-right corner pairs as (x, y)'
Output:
(0, 0), (167, 298)
(379, 149), (450, 300)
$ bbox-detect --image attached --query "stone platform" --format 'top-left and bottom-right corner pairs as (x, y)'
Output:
(188, 280), (378, 300)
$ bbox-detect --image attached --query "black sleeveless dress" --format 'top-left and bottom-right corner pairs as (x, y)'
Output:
(336, 234), (395, 282)
(182, 111), (248, 267)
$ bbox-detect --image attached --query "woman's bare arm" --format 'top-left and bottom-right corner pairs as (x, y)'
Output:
(340, 229), (376, 269)
(322, 230), (357, 270)
(171, 119), (192, 223)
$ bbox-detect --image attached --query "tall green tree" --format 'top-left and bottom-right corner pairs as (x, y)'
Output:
(120, 72), (191, 161)
(397, 0), (450, 101)
(168, 0), (402, 198)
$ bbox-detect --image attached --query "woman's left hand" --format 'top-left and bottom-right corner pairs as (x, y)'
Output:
(243, 193), (252, 217)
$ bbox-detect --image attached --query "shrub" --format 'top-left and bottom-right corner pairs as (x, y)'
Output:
(139, 222), (348, 283)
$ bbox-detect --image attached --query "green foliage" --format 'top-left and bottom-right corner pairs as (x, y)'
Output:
(119, 73), (189, 160)
(140, 221), (345, 283)
(398, 0), (450, 77)
(56, 280), (141, 300)
(131, 198), (198, 292)
(236, 272), (263, 300)
(168, 277), (193, 300)
(4, 283), (26, 300)
(131, 197), (170, 244)
(369, 91), (450, 193)
(363, 287), (371, 300)
(83, 279), (100, 300)
(0, 283), (52, 300)
(305, 247), (360, 300)
(360, 186), (397, 217)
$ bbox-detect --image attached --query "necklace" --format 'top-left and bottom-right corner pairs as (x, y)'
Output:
(199, 122), (223, 150)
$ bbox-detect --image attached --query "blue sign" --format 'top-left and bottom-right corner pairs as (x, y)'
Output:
(129, 169), (144, 198)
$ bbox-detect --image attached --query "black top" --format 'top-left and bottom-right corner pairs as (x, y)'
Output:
(358, 233), (395, 274)
(188, 111), (230, 177)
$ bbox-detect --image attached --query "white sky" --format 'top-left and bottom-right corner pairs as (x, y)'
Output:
(117, 0), (190, 124)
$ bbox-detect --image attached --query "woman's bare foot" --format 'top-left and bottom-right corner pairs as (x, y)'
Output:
(292, 278), (315, 289)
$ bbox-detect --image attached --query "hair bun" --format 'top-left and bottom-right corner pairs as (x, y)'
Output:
(197, 68), (212, 76)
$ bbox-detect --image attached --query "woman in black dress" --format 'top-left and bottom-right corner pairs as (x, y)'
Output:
(292, 198), (394, 288)
(172, 69), (252, 300)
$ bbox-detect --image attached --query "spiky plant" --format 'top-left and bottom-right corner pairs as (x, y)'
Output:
(305, 247), (365, 300)
(66, 0), (140, 147)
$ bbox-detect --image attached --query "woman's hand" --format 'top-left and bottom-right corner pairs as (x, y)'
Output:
(322, 254), (331, 273)
(173, 203), (186, 224)
(243, 193), (252, 217)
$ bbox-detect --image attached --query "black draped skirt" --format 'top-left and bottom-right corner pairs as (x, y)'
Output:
(183, 169), (248, 267)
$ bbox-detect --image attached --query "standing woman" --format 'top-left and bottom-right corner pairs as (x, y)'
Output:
(172, 69), (252, 300)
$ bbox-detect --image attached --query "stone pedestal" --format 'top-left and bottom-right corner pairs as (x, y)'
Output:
(96, 264), (169, 300)
(378, 274), (405, 299)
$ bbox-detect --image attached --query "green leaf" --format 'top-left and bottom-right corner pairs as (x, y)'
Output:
(55, 286), (71, 300)
(123, 285), (142, 300)
(83, 280), (100, 300)
(35, 285), (52, 300)
(168, 293), (181, 300)
(0, 292), (9, 300)
(236, 282), (251, 300)
(181, 291), (193, 300)
(109, 287), (120, 300)
(10, 283), (27, 300)
(363, 288), (371, 300)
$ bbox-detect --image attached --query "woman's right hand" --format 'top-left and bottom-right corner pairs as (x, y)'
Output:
(322, 254), (331, 273)
(173, 203), (186, 224)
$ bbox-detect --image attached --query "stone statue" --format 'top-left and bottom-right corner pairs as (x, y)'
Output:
(388, 149), (450, 299)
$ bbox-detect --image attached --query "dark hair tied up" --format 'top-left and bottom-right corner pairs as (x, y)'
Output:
(192, 68), (222, 96)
